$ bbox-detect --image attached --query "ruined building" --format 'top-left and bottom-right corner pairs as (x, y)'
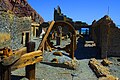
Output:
(54, 6), (88, 27)
(0, 0), (44, 50)
(91, 15), (120, 58)
(54, 6), (73, 22)
(53, 6), (120, 58)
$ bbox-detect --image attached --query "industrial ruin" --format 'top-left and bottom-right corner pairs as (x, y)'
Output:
(0, 0), (120, 80)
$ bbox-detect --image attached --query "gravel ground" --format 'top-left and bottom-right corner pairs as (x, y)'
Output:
(11, 37), (120, 80)
(11, 56), (120, 80)
(11, 49), (98, 80)
(11, 59), (98, 80)
(35, 59), (97, 80)
(108, 57), (120, 79)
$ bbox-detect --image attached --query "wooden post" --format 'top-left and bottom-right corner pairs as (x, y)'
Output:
(70, 35), (76, 59)
(56, 36), (61, 45)
(56, 26), (62, 45)
(33, 26), (35, 37)
(42, 34), (45, 52)
(25, 32), (30, 47)
(26, 42), (36, 80)
(44, 41), (47, 51)
(0, 63), (11, 80)
(21, 32), (24, 44)
(79, 28), (81, 35)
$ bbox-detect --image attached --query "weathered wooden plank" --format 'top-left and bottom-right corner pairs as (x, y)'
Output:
(98, 75), (119, 80)
(101, 59), (113, 66)
(38, 21), (55, 50)
(2, 47), (27, 66)
(11, 50), (43, 71)
(89, 58), (110, 77)
(31, 23), (40, 26)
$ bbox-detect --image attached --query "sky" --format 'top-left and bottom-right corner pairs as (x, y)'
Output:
(27, 0), (120, 27)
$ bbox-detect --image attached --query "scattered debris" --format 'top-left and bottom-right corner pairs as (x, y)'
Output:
(53, 51), (63, 56)
(89, 58), (110, 77)
(98, 75), (119, 80)
(101, 59), (113, 66)
(51, 58), (58, 63)
(89, 58), (119, 80)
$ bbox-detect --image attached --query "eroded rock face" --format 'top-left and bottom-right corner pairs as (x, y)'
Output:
(91, 15), (120, 58)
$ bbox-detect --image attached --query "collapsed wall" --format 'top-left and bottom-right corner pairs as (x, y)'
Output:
(91, 15), (120, 58)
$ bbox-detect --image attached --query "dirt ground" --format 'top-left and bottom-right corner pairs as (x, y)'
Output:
(11, 37), (120, 80)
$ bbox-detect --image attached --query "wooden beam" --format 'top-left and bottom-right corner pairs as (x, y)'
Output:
(11, 50), (43, 71)
(31, 23), (40, 26)
(38, 21), (55, 50)
(2, 47), (27, 66)
(89, 58), (110, 77)
(70, 35), (76, 59)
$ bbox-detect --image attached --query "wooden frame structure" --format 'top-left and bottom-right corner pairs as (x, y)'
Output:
(0, 44), (43, 80)
(38, 21), (77, 59)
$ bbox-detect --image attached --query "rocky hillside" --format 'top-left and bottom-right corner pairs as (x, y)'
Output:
(0, 0), (44, 23)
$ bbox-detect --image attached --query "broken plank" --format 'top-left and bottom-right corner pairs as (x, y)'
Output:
(2, 47), (27, 66)
(89, 58), (110, 77)
(11, 50), (43, 71)
(101, 59), (113, 66)
(38, 21), (55, 50)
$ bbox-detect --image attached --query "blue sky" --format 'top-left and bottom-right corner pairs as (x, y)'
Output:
(28, 0), (120, 26)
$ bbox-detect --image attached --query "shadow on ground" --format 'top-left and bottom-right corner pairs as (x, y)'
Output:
(11, 75), (25, 80)
(74, 36), (101, 60)
(41, 62), (75, 70)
